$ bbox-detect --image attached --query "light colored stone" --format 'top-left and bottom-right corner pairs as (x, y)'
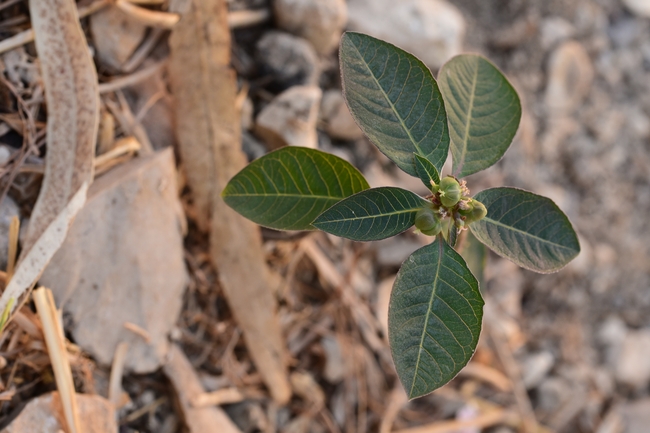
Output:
(545, 41), (594, 116)
(620, 399), (650, 433)
(321, 336), (344, 383)
(320, 90), (363, 141)
(0, 195), (19, 269)
(0, 145), (11, 164)
(273, 0), (347, 54)
(374, 236), (422, 268)
(40, 149), (188, 373)
(623, 0), (650, 18)
(90, 5), (147, 71)
(614, 329), (650, 389)
(347, 0), (465, 69)
(536, 377), (571, 414)
(255, 85), (322, 149)
(521, 351), (555, 389)
(2, 392), (116, 433)
(256, 32), (320, 90)
(540, 17), (576, 50)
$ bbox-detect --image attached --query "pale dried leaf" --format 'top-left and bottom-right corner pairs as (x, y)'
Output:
(169, 0), (291, 404)
(0, 0), (99, 314)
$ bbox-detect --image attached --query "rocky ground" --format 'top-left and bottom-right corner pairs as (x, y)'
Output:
(0, 0), (649, 432)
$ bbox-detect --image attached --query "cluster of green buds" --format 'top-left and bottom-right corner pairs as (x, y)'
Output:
(414, 176), (487, 237)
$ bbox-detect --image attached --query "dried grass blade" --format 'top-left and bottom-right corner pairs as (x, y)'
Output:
(34, 287), (81, 433)
(6, 216), (19, 281)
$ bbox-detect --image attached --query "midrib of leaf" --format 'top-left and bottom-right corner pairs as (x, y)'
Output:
(225, 193), (341, 200)
(455, 63), (479, 177)
(351, 43), (424, 156)
(480, 217), (575, 251)
(321, 208), (421, 223)
(410, 239), (443, 398)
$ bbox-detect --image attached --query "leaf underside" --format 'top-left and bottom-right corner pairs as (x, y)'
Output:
(389, 239), (484, 399)
(313, 187), (429, 241)
(340, 32), (450, 176)
(222, 147), (369, 231)
(470, 187), (580, 273)
(439, 55), (522, 178)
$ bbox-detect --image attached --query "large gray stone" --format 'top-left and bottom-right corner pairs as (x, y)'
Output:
(2, 392), (116, 433)
(255, 85), (322, 149)
(90, 5), (147, 71)
(320, 90), (363, 141)
(40, 149), (188, 373)
(614, 329), (650, 389)
(347, 0), (465, 69)
(0, 195), (19, 269)
(256, 31), (320, 91)
(273, 0), (347, 54)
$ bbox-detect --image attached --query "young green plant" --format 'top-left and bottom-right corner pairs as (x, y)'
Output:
(222, 32), (580, 399)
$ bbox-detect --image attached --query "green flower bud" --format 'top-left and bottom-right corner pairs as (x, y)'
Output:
(415, 207), (443, 236)
(462, 199), (487, 224)
(439, 176), (462, 208)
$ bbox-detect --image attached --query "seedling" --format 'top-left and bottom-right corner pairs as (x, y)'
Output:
(222, 32), (580, 399)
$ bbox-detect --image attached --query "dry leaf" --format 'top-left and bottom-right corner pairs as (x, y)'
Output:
(169, 0), (291, 403)
(0, 0), (99, 315)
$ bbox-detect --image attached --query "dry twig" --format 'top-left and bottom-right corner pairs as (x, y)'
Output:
(33, 287), (81, 433)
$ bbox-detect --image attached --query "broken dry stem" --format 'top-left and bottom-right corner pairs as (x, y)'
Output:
(0, 0), (110, 55)
(34, 287), (81, 433)
(6, 216), (19, 281)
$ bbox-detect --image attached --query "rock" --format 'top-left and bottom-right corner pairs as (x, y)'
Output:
(545, 41), (594, 116)
(126, 70), (176, 150)
(540, 17), (575, 50)
(90, 5), (147, 71)
(347, 0), (465, 69)
(255, 85), (322, 149)
(623, 0), (650, 18)
(0, 195), (19, 269)
(620, 399), (650, 433)
(521, 351), (555, 389)
(0, 145), (11, 165)
(256, 31), (319, 91)
(536, 377), (571, 415)
(40, 149), (188, 373)
(241, 97), (254, 130)
(1, 391), (116, 433)
(242, 131), (267, 162)
(374, 236), (422, 268)
(321, 336), (344, 383)
(273, 0), (347, 54)
(375, 276), (395, 338)
(320, 90), (363, 141)
(614, 329), (650, 389)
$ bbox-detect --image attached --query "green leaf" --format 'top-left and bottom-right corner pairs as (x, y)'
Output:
(222, 147), (369, 231)
(389, 238), (484, 399)
(340, 32), (449, 176)
(438, 55), (521, 178)
(313, 187), (429, 241)
(413, 154), (440, 189)
(470, 187), (580, 273)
